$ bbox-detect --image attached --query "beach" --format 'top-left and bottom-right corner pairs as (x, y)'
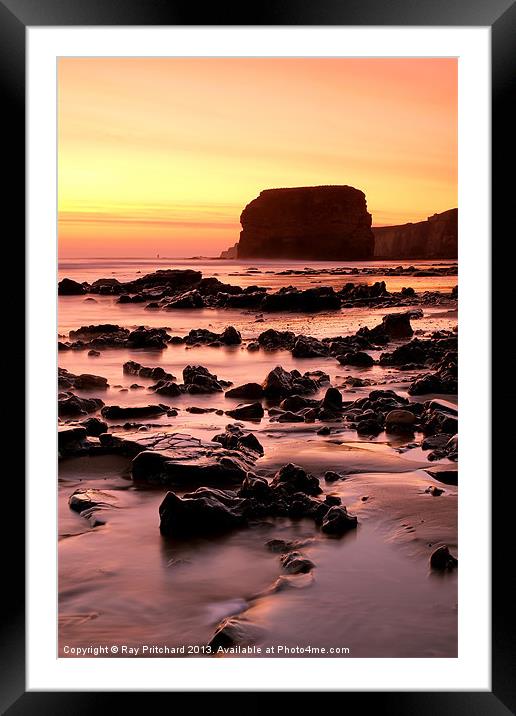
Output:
(58, 258), (458, 657)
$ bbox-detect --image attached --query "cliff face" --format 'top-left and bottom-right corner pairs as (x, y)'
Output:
(373, 209), (457, 260)
(219, 243), (238, 259)
(236, 186), (374, 260)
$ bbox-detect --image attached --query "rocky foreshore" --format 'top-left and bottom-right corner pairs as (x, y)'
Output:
(58, 266), (457, 317)
(58, 262), (458, 656)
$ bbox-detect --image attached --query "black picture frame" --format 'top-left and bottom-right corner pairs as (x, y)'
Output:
(2, 0), (513, 710)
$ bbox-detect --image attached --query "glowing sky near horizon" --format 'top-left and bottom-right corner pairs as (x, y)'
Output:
(58, 57), (457, 257)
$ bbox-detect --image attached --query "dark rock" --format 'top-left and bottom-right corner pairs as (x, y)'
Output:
(123, 268), (202, 293)
(101, 404), (167, 419)
(117, 293), (146, 304)
(80, 416), (108, 437)
(429, 544), (458, 571)
(261, 285), (341, 313)
(182, 364), (229, 393)
(422, 433), (452, 450)
(270, 463), (322, 496)
(318, 427), (332, 436)
(425, 486), (444, 496)
(280, 551), (315, 575)
(239, 474), (271, 499)
(131, 435), (255, 486)
(384, 409), (416, 432)
(261, 366), (294, 397)
(262, 366), (325, 398)
(276, 410), (305, 423)
(90, 278), (122, 293)
(266, 538), (296, 553)
(279, 395), (312, 412)
(381, 312), (414, 339)
(212, 425), (264, 456)
(126, 326), (170, 350)
(219, 291), (265, 309)
(420, 400), (458, 435)
(321, 505), (358, 535)
(58, 368), (108, 390)
(225, 382), (264, 399)
(158, 489), (245, 537)
(292, 335), (329, 358)
(151, 380), (183, 397)
(58, 278), (86, 295)
(258, 328), (296, 351)
(425, 469), (458, 486)
(208, 617), (263, 650)
(226, 402), (264, 421)
(221, 326), (242, 345)
(123, 361), (175, 381)
(69, 323), (128, 340)
(58, 425), (87, 450)
(356, 418), (383, 435)
(164, 289), (205, 309)
(72, 373), (109, 390)
(337, 351), (374, 367)
(58, 392), (104, 417)
(68, 488), (108, 513)
(196, 276), (242, 296)
(408, 350), (458, 396)
(322, 387), (343, 411)
(324, 470), (342, 482)
(339, 280), (388, 304)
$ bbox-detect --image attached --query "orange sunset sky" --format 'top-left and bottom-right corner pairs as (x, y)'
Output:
(58, 57), (457, 258)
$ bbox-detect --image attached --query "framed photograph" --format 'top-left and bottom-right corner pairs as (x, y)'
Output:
(2, 0), (513, 709)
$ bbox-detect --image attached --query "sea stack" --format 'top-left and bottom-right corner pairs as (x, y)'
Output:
(236, 186), (374, 260)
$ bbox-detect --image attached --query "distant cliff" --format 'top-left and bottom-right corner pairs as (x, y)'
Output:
(236, 186), (374, 260)
(373, 209), (457, 259)
(219, 243), (238, 259)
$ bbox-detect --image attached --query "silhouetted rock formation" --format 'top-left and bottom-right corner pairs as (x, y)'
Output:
(219, 243), (238, 259)
(236, 186), (374, 260)
(373, 209), (457, 259)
